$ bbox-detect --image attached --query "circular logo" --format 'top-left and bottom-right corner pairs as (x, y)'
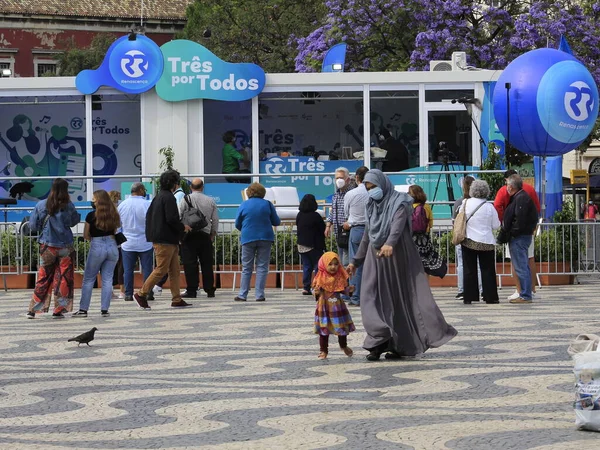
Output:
(564, 81), (594, 122)
(264, 157), (287, 177)
(537, 60), (599, 145)
(108, 35), (164, 94)
(120, 50), (148, 78)
(70, 117), (83, 130)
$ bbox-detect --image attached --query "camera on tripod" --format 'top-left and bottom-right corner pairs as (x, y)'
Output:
(437, 141), (458, 163)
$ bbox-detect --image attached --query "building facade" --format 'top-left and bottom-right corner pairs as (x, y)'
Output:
(0, 0), (192, 77)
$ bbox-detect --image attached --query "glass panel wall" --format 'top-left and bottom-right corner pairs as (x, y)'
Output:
(91, 94), (141, 196)
(257, 91), (364, 203)
(0, 95), (85, 202)
(202, 99), (251, 183)
(427, 110), (472, 166)
(369, 90), (420, 171)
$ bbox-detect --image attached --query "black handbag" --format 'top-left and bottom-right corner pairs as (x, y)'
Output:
(496, 228), (511, 245)
(336, 225), (349, 249)
(115, 232), (127, 246)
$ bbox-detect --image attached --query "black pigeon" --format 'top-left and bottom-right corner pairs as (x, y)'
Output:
(68, 327), (98, 346)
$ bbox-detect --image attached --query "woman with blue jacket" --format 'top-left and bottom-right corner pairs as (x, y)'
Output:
(234, 183), (281, 302)
(27, 178), (80, 319)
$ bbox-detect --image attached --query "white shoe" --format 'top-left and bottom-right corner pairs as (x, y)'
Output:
(118, 292), (125, 299)
(153, 286), (163, 295)
(532, 291), (538, 299)
(507, 290), (520, 300)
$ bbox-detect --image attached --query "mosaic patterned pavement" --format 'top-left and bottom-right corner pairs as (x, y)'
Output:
(1, 281), (600, 450)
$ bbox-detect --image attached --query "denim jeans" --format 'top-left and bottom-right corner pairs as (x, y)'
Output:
(337, 245), (349, 266)
(301, 248), (321, 291)
(79, 236), (119, 312)
(456, 245), (482, 294)
(509, 235), (533, 300)
(348, 225), (365, 304)
(239, 240), (272, 300)
(122, 248), (154, 297)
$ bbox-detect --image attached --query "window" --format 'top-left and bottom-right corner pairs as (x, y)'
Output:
(36, 62), (57, 77)
(0, 55), (15, 76)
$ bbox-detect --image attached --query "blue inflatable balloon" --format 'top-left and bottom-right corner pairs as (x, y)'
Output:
(493, 48), (599, 157)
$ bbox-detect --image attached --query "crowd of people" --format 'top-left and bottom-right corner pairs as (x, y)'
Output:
(26, 170), (219, 318)
(24, 164), (541, 360)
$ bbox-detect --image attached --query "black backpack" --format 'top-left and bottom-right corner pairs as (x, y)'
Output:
(181, 195), (208, 232)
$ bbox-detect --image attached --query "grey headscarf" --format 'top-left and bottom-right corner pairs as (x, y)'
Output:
(364, 169), (413, 249)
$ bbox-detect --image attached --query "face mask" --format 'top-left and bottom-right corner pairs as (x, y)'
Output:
(91, 201), (96, 210)
(368, 187), (384, 201)
(335, 178), (346, 189)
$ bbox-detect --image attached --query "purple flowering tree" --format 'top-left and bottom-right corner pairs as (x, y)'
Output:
(295, 0), (420, 72)
(295, 0), (600, 84)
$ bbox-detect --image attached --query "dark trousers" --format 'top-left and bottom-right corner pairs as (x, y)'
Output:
(181, 232), (215, 295)
(319, 335), (348, 353)
(461, 245), (498, 303)
(301, 248), (322, 291)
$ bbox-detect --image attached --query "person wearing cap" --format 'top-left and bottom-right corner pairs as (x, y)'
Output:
(493, 169), (541, 301)
(118, 182), (154, 303)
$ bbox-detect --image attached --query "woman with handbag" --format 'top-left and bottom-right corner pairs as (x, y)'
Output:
(408, 185), (447, 278)
(73, 190), (121, 317)
(458, 180), (501, 305)
(26, 178), (80, 319)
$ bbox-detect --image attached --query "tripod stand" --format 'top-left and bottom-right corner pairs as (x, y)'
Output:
(432, 157), (456, 215)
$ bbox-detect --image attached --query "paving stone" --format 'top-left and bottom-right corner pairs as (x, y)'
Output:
(0, 281), (598, 449)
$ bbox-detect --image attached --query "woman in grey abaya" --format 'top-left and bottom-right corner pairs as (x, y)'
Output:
(347, 170), (457, 361)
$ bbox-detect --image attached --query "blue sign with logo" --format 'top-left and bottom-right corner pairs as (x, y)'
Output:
(76, 35), (164, 95)
(259, 157), (363, 202)
(493, 48), (599, 157)
(155, 40), (266, 102)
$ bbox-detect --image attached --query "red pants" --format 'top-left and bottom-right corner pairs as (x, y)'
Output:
(28, 244), (75, 315)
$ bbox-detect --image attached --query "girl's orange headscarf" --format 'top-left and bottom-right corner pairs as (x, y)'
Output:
(312, 251), (349, 292)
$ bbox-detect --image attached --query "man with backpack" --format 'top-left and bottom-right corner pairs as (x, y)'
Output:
(178, 178), (219, 298)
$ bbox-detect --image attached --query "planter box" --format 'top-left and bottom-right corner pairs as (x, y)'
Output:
(0, 266), (35, 289)
(217, 264), (277, 289)
(279, 265), (303, 289)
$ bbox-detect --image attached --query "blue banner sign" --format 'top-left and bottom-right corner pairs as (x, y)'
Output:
(259, 157), (363, 203)
(155, 40), (266, 102)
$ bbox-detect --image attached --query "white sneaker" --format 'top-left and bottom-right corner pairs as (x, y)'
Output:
(118, 292), (125, 299)
(153, 286), (163, 295)
(532, 291), (538, 299)
(507, 290), (520, 300)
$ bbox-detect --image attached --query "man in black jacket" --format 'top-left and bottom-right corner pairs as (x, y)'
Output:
(502, 174), (538, 304)
(134, 170), (191, 309)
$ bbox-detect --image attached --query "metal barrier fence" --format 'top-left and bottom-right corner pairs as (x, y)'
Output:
(429, 221), (600, 287)
(2, 217), (599, 291)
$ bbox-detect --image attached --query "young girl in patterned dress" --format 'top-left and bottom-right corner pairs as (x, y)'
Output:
(312, 252), (355, 360)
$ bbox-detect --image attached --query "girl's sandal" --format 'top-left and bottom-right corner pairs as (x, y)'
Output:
(342, 346), (353, 357)
(318, 352), (328, 360)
